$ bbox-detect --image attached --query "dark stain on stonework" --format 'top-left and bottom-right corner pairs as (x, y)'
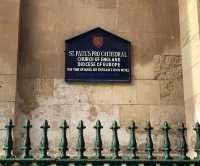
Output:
(88, 105), (98, 121)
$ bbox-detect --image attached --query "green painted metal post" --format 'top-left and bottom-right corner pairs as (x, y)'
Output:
(161, 122), (171, 160)
(160, 122), (172, 166)
(128, 121), (138, 159)
(144, 121), (155, 160)
(93, 120), (104, 159)
(39, 120), (50, 159)
(59, 120), (69, 159)
(3, 119), (15, 158)
(76, 120), (87, 159)
(110, 121), (120, 159)
(194, 122), (200, 159)
(193, 122), (200, 166)
(177, 122), (189, 160)
(21, 120), (32, 158)
(3, 119), (200, 166)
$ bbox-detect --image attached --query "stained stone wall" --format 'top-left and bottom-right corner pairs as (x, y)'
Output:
(0, 0), (20, 155)
(14, 0), (184, 156)
(179, 0), (200, 157)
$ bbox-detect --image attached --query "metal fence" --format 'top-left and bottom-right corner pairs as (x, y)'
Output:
(0, 119), (200, 166)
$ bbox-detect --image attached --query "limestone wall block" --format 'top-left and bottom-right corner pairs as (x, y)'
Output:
(136, 80), (160, 105)
(150, 105), (185, 131)
(105, 84), (136, 104)
(153, 55), (183, 80)
(0, 75), (16, 102)
(160, 80), (184, 105)
(119, 105), (150, 129)
(0, 23), (18, 75)
(0, 102), (15, 129)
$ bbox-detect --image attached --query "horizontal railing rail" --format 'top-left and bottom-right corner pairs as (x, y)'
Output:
(0, 119), (200, 166)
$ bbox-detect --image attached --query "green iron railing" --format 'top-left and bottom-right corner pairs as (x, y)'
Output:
(0, 119), (200, 166)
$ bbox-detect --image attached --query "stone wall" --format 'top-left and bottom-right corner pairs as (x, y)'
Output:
(0, 0), (20, 155)
(179, 0), (200, 157)
(15, 0), (184, 156)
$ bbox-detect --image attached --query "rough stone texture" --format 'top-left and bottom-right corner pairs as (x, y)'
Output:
(153, 55), (183, 80)
(13, 0), (185, 156)
(0, 102), (15, 129)
(0, 75), (16, 102)
(160, 80), (184, 105)
(53, 79), (137, 105)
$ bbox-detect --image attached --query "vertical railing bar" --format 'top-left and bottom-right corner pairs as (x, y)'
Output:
(128, 121), (138, 159)
(3, 119), (15, 159)
(59, 120), (69, 159)
(93, 120), (104, 159)
(21, 119), (32, 159)
(76, 120), (87, 159)
(39, 120), (50, 159)
(110, 121), (120, 159)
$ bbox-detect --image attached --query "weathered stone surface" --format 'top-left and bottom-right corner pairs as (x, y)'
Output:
(18, 78), (54, 99)
(153, 55), (183, 80)
(92, 83), (136, 104)
(54, 79), (136, 105)
(150, 105), (185, 131)
(0, 102), (15, 129)
(136, 80), (160, 104)
(0, 130), (5, 156)
(33, 79), (54, 97)
(119, 105), (150, 128)
(134, 59), (154, 80)
(0, 23), (18, 75)
(0, 75), (16, 102)
(160, 80), (184, 105)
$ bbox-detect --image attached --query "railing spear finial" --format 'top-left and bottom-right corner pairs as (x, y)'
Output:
(128, 121), (138, 159)
(177, 122), (189, 160)
(39, 120), (50, 159)
(110, 120), (120, 159)
(76, 120), (87, 159)
(3, 119), (15, 158)
(93, 120), (104, 159)
(144, 121), (154, 159)
(193, 122), (200, 159)
(161, 121), (171, 159)
(59, 120), (69, 159)
(21, 119), (32, 158)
